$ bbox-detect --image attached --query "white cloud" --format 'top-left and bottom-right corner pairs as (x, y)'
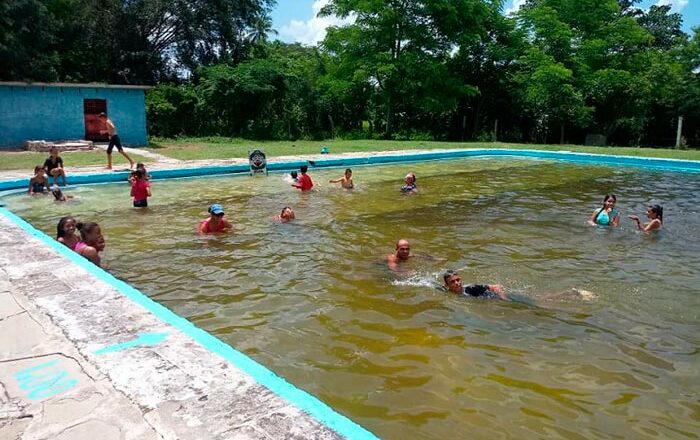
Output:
(505, 0), (527, 15)
(279, 0), (354, 45)
(655, 0), (689, 13)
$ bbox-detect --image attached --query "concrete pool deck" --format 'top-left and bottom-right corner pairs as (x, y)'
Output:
(0, 213), (358, 440)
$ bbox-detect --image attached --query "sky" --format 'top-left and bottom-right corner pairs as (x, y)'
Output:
(271, 0), (700, 46)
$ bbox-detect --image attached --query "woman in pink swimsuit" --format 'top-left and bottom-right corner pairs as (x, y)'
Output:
(56, 216), (80, 250)
(199, 204), (232, 234)
(74, 222), (106, 266)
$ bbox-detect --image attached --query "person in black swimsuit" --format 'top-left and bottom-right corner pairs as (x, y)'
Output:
(443, 270), (508, 300)
(44, 147), (66, 186)
(99, 112), (135, 170)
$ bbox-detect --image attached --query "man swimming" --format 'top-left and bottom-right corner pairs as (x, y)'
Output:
(386, 239), (413, 271)
(442, 269), (508, 300)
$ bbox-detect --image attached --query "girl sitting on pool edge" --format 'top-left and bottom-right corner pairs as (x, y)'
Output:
(199, 204), (232, 234)
(629, 204), (663, 232)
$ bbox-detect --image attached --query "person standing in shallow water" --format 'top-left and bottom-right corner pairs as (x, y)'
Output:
(292, 165), (314, 191)
(386, 239), (413, 271)
(99, 112), (135, 170)
(401, 173), (417, 193)
(629, 205), (663, 232)
(588, 194), (620, 227)
(199, 204), (232, 234)
(329, 168), (354, 189)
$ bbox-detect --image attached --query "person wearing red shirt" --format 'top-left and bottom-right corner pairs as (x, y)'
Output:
(199, 204), (232, 234)
(292, 165), (314, 191)
(130, 169), (151, 208)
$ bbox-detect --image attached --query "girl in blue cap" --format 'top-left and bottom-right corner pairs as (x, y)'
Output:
(199, 204), (232, 234)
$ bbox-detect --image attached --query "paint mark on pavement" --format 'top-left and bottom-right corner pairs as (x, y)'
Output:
(94, 332), (169, 355)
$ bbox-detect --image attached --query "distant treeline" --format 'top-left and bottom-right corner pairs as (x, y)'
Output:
(3, 0), (699, 146)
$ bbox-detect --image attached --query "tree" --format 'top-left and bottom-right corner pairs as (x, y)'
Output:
(321, 0), (490, 138)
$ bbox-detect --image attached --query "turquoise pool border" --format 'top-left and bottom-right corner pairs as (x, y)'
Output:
(2, 149), (699, 192)
(2, 148), (699, 437)
(0, 207), (381, 440)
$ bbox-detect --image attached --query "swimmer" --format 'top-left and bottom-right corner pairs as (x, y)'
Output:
(199, 204), (232, 234)
(401, 173), (417, 193)
(629, 204), (663, 232)
(442, 269), (509, 300)
(292, 165), (314, 191)
(442, 269), (596, 304)
(290, 171), (299, 183)
(28, 166), (49, 195)
(387, 239), (413, 271)
(274, 206), (295, 223)
(51, 185), (73, 202)
(56, 216), (80, 250)
(329, 168), (354, 189)
(588, 194), (620, 226)
(75, 222), (106, 266)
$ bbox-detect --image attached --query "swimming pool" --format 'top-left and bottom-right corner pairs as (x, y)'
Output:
(5, 157), (700, 439)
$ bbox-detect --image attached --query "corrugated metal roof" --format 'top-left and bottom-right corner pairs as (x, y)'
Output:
(0, 82), (152, 90)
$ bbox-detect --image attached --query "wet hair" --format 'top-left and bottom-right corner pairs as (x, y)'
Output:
(595, 194), (617, 222)
(34, 165), (43, 174)
(345, 168), (352, 174)
(281, 206), (292, 216)
(99, 112), (107, 118)
(52, 187), (64, 200)
(443, 269), (458, 284)
(76, 222), (100, 241)
(649, 204), (663, 223)
(300, 165), (308, 173)
(290, 171), (298, 179)
(56, 216), (75, 239)
(134, 168), (145, 179)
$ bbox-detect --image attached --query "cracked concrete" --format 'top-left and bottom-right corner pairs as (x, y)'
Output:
(0, 214), (358, 439)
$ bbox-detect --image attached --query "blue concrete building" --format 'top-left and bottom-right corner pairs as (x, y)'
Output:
(0, 82), (150, 149)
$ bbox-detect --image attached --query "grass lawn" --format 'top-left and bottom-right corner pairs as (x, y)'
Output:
(150, 137), (700, 161)
(0, 150), (149, 171)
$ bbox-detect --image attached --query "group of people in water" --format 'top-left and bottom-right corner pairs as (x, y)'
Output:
(587, 194), (663, 232)
(37, 157), (664, 289)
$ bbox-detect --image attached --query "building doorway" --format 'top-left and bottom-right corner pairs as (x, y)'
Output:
(84, 99), (108, 141)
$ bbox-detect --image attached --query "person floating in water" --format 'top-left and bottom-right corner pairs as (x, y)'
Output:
(401, 173), (417, 194)
(199, 203), (232, 234)
(329, 168), (354, 189)
(28, 166), (49, 195)
(51, 185), (73, 202)
(442, 269), (509, 300)
(588, 194), (620, 227)
(75, 222), (106, 267)
(292, 165), (314, 191)
(629, 204), (663, 232)
(274, 206), (295, 223)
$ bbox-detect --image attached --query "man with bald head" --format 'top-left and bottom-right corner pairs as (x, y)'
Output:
(386, 239), (412, 271)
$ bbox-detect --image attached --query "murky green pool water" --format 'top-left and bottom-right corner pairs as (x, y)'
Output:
(6, 158), (700, 439)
